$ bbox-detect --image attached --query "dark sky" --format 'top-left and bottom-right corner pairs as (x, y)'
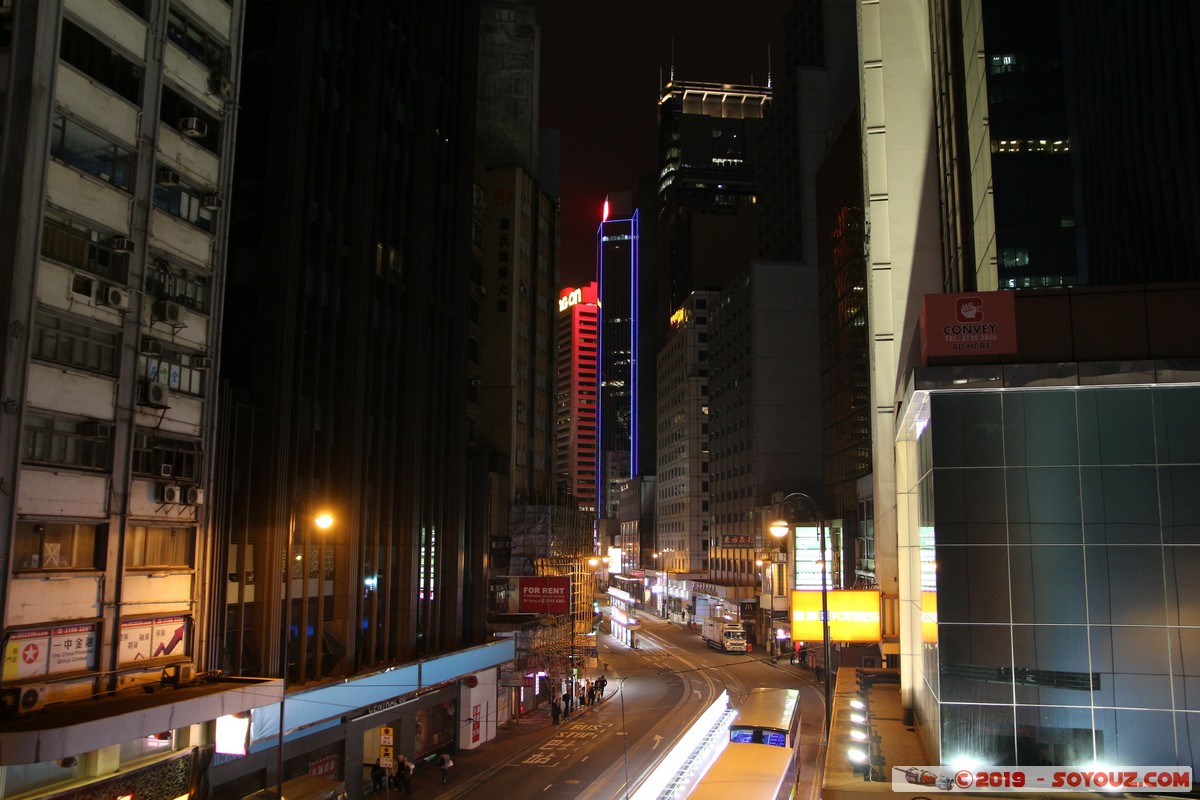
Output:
(533, 1), (792, 286)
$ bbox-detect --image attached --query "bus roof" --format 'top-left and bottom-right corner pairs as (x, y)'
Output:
(730, 687), (800, 735)
(686, 743), (794, 799)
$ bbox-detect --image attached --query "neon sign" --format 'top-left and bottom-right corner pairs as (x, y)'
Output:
(559, 287), (583, 312)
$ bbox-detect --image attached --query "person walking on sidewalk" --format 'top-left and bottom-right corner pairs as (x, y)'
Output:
(595, 674), (608, 701)
(551, 698), (561, 725)
(439, 753), (454, 784)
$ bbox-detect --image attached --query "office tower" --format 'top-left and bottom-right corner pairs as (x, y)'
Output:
(654, 291), (717, 581)
(700, 262), (820, 631)
(477, 1), (540, 173)
(596, 195), (639, 517)
(212, 2), (512, 794)
(0, 1), (259, 795)
(555, 283), (600, 511)
(471, 166), (560, 506)
(862, 0), (1200, 771)
(655, 76), (768, 339)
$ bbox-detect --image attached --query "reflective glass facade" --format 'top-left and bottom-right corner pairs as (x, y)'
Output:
(913, 386), (1200, 767)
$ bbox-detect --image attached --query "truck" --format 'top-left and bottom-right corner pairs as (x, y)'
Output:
(701, 618), (747, 653)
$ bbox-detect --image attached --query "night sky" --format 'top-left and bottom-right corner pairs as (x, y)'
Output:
(532, 1), (792, 286)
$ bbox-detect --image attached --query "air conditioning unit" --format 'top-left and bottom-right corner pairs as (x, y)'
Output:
(81, 422), (112, 438)
(193, 356), (213, 370)
(141, 380), (169, 408)
(161, 664), (196, 685)
(201, 194), (223, 210)
(96, 283), (129, 310)
(178, 117), (208, 138)
(209, 73), (233, 100)
(15, 684), (49, 714)
(153, 300), (183, 324)
(157, 168), (181, 186)
(159, 463), (174, 478)
(112, 237), (135, 254)
(187, 486), (205, 506)
(140, 337), (162, 356)
(161, 484), (183, 504)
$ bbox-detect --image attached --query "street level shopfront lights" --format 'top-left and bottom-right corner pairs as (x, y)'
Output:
(770, 491), (831, 740)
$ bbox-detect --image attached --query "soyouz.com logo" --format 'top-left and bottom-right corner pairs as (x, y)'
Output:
(893, 766), (1193, 793)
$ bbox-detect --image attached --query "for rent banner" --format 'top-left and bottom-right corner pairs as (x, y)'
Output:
(518, 576), (571, 614)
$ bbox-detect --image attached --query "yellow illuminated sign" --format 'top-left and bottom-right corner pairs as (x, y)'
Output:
(921, 590), (938, 643)
(790, 589), (881, 643)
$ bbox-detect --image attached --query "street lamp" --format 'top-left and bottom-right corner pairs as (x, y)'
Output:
(770, 491), (831, 740)
(277, 507), (334, 799)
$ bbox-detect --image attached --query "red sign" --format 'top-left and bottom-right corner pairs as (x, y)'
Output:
(518, 576), (571, 614)
(472, 703), (481, 743)
(921, 291), (1018, 363)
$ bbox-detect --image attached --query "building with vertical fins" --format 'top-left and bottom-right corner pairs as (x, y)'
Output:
(210, 2), (514, 796)
(0, 1), (274, 796)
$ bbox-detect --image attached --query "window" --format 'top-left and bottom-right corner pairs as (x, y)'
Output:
(153, 170), (217, 231)
(24, 415), (111, 471)
(145, 258), (209, 313)
(132, 430), (201, 482)
(59, 19), (141, 104)
(50, 113), (136, 190)
(142, 340), (206, 396)
(31, 311), (119, 375)
(166, 9), (228, 73)
(160, 86), (221, 153)
(125, 526), (194, 568)
(41, 216), (129, 282)
(13, 521), (102, 571)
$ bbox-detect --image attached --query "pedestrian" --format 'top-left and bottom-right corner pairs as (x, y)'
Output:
(439, 753), (454, 784)
(562, 689), (572, 716)
(596, 675), (607, 701)
(370, 758), (386, 793)
(550, 698), (561, 725)
(577, 683), (586, 708)
(587, 682), (596, 706)
(396, 756), (414, 796)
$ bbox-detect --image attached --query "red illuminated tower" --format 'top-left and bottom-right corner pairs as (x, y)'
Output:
(555, 283), (600, 511)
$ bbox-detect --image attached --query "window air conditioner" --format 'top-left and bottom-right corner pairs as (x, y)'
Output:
(178, 117), (208, 138)
(141, 380), (169, 408)
(159, 463), (174, 478)
(209, 73), (233, 100)
(187, 486), (205, 506)
(157, 169), (181, 186)
(140, 337), (162, 356)
(96, 283), (129, 310)
(202, 194), (223, 210)
(112, 237), (136, 254)
(161, 484), (183, 504)
(81, 422), (112, 438)
(193, 356), (213, 370)
(153, 300), (183, 324)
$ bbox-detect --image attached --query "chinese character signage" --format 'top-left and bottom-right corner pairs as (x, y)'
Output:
(720, 533), (755, 548)
(3, 624), (97, 679)
(120, 616), (189, 663)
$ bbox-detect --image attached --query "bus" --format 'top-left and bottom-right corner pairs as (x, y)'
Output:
(728, 687), (801, 748)
(685, 743), (796, 800)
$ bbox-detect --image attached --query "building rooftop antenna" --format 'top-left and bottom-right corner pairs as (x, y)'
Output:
(767, 44), (773, 89)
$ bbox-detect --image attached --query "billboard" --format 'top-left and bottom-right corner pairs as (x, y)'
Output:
(790, 589), (881, 642)
(920, 291), (1018, 363)
(518, 576), (571, 615)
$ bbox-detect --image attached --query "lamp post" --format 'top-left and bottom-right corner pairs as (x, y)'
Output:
(277, 508), (333, 799)
(770, 492), (830, 739)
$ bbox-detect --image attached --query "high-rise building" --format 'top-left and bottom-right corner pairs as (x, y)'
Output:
(476, 1), (541, 175)
(654, 291), (716, 584)
(700, 262), (821, 631)
(555, 283), (601, 512)
(655, 77), (769, 339)
(0, 1), (265, 795)
(861, 0), (1200, 772)
(597, 195), (640, 517)
(211, 2), (512, 794)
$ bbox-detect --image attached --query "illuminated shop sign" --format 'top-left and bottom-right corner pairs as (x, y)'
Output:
(559, 287), (583, 312)
(790, 590), (881, 642)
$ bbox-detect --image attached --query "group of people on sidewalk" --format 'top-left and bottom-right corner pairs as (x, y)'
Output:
(549, 675), (608, 724)
(369, 753), (453, 795)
